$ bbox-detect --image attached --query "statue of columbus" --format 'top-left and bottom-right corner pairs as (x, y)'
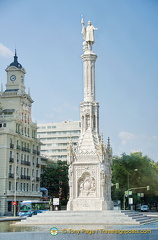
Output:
(81, 18), (98, 51)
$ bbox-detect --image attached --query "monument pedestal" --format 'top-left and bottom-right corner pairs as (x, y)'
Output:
(15, 210), (144, 226)
(67, 198), (113, 211)
(67, 148), (113, 211)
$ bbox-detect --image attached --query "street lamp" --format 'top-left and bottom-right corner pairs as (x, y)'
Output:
(13, 157), (17, 217)
(127, 169), (138, 190)
(126, 169), (138, 210)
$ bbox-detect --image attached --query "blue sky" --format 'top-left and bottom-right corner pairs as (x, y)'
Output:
(0, 0), (158, 161)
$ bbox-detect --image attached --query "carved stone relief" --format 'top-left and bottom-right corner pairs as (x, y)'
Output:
(78, 172), (96, 197)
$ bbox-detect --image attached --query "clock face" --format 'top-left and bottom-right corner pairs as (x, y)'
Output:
(10, 75), (16, 81)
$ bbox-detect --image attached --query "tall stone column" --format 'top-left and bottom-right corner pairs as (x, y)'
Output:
(67, 19), (113, 211)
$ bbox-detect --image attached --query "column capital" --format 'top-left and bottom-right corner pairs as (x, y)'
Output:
(81, 53), (97, 62)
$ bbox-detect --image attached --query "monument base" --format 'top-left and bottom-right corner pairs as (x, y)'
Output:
(15, 210), (149, 226)
(67, 198), (113, 211)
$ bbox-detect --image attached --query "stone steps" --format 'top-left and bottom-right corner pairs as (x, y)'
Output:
(121, 210), (158, 225)
(16, 210), (140, 225)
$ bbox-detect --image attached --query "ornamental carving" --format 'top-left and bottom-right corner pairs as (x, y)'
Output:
(78, 172), (96, 197)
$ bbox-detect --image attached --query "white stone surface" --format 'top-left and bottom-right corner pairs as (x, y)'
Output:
(15, 210), (139, 226)
(67, 20), (113, 211)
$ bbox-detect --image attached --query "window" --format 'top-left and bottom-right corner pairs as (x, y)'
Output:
(36, 184), (38, 192)
(9, 165), (12, 174)
(16, 140), (19, 149)
(8, 202), (12, 212)
(16, 153), (19, 162)
(32, 130), (36, 138)
(16, 166), (18, 175)
(16, 123), (18, 133)
(9, 182), (11, 190)
(21, 183), (23, 191)
(18, 124), (20, 133)
(16, 182), (18, 191)
(32, 184), (34, 191)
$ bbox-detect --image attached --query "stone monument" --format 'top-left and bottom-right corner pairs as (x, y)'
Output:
(67, 19), (113, 211)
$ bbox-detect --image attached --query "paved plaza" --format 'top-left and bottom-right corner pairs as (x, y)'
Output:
(1, 213), (158, 240)
(1, 221), (158, 240)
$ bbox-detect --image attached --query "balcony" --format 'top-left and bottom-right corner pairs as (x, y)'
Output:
(21, 175), (31, 180)
(16, 145), (21, 150)
(10, 143), (14, 149)
(8, 173), (14, 178)
(21, 160), (31, 166)
(22, 147), (27, 152)
(27, 148), (31, 153)
(9, 158), (14, 163)
(21, 175), (27, 180)
(7, 191), (42, 197)
(33, 149), (37, 154)
(36, 163), (40, 168)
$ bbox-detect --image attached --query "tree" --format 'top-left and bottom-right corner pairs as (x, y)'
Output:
(112, 152), (158, 209)
(40, 160), (69, 206)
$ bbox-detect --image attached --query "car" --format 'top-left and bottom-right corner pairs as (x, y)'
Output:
(141, 205), (149, 212)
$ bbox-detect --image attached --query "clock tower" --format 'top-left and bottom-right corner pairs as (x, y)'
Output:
(5, 50), (26, 93)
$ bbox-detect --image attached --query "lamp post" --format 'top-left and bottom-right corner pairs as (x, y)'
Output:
(127, 169), (138, 210)
(13, 153), (17, 217)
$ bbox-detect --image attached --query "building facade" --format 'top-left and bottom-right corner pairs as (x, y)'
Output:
(37, 121), (81, 161)
(0, 51), (42, 216)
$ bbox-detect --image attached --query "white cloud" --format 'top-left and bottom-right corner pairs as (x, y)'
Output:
(119, 131), (136, 146)
(0, 43), (13, 58)
(117, 131), (158, 161)
(63, 101), (79, 112)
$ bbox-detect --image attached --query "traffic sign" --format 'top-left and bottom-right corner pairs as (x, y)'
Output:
(13, 201), (17, 205)
(53, 198), (59, 205)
